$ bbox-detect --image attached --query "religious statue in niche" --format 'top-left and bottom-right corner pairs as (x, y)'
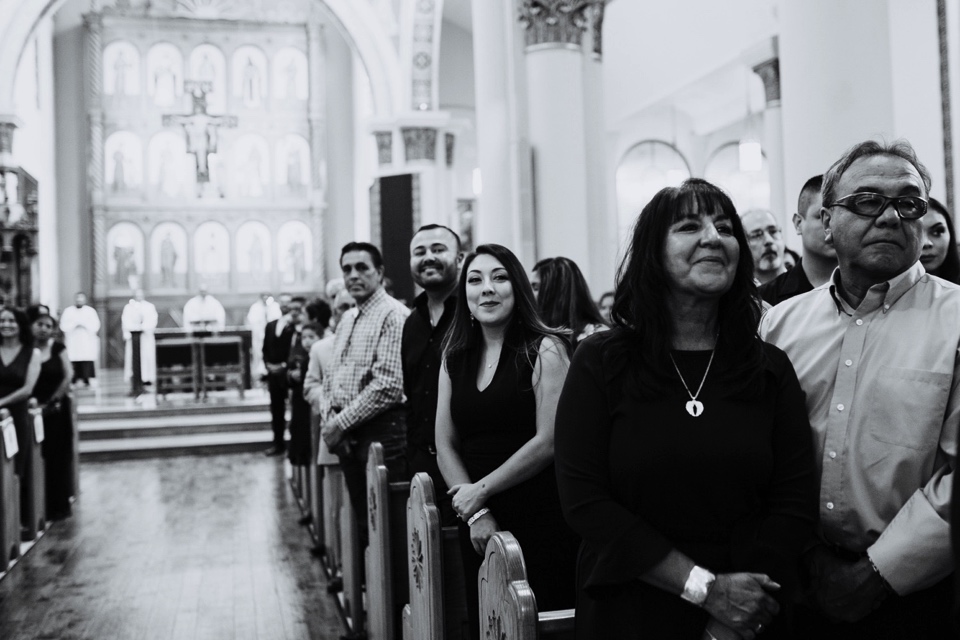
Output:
(113, 51), (131, 97)
(235, 222), (272, 290)
(162, 82), (237, 198)
(283, 60), (298, 101)
(103, 41), (140, 97)
(153, 56), (178, 107)
(150, 222), (187, 290)
(277, 134), (309, 197)
(273, 47), (308, 101)
(112, 147), (127, 191)
(286, 149), (302, 190)
(104, 132), (142, 195)
(194, 222), (230, 288)
(277, 221), (312, 285)
(107, 223), (144, 291)
(242, 57), (260, 107)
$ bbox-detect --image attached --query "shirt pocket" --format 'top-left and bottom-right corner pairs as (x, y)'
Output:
(867, 366), (951, 450)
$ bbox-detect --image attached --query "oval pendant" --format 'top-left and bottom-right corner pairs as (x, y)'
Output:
(685, 400), (704, 417)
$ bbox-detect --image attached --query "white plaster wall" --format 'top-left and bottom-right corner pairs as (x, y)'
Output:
(438, 19), (475, 111)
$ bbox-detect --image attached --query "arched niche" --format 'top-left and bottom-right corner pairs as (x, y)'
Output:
(104, 131), (143, 194)
(194, 220), (230, 289)
(232, 45), (268, 108)
(103, 40), (141, 97)
(147, 131), (191, 198)
(188, 43), (227, 114)
(277, 220), (312, 286)
(703, 142), (771, 213)
(272, 47), (308, 102)
(616, 140), (691, 237)
(275, 133), (311, 194)
(106, 221), (145, 291)
(146, 42), (183, 108)
(230, 133), (270, 198)
(236, 221), (272, 291)
(150, 221), (188, 290)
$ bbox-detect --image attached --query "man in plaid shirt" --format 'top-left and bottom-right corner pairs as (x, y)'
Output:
(321, 241), (410, 548)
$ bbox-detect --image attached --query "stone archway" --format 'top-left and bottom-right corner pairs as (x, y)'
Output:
(0, 0), (402, 129)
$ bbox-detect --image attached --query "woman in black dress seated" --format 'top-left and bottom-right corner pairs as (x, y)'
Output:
(554, 179), (818, 640)
(530, 256), (607, 346)
(0, 307), (42, 480)
(436, 244), (579, 640)
(28, 305), (74, 519)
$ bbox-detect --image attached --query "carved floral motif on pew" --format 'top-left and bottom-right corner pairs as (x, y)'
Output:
(369, 484), (378, 532)
(487, 611), (507, 640)
(411, 527), (425, 591)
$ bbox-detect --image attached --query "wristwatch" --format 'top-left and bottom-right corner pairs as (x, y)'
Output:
(680, 566), (716, 607)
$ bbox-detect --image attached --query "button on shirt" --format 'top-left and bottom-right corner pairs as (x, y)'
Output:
(759, 262), (959, 594)
(401, 292), (457, 451)
(321, 287), (410, 432)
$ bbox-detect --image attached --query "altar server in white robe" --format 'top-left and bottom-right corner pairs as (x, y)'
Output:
(59, 292), (101, 386)
(122, 289), (158, 384)
(246, 293), (281, 377)
(182, 284), (226, 331)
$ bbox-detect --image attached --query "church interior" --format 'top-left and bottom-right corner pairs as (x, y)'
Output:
(0, 0), (956, 638)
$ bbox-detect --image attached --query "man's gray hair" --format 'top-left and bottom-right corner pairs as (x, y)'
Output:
(821, 139), (932, 206)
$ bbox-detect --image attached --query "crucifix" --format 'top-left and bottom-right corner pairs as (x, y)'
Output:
(162, 81), (237, 197)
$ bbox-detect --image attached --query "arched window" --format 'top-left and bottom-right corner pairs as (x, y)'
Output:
(703, 142), (770, 213)
(615, 141), (691, 241)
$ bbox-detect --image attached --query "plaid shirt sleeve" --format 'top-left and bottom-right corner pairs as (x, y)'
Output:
(330, 307), (406, 431)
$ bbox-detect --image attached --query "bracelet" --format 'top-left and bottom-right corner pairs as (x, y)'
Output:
(680, 566), (716, 607)
(467, 508), (490, 526)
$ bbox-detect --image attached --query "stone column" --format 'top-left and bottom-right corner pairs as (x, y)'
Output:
(752, 54), (787, 223)
(470, 0), (528, 256)
(84, 13), (107, 305)
(519, 0), (593, 280)
(307, 22), (327, 285)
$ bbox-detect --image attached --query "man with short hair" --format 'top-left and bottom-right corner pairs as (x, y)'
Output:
(741, 209), (787, 285)
(182, 284), (226, 331)
(321, 242), (409, 547)
(60, 291), (101, 387)
(402, 224), (463, 526)
(760, 175), (839, 305)
(262, 294), (304, 456)
(760, 140), (958, 638)
(121, 288), (158, 386)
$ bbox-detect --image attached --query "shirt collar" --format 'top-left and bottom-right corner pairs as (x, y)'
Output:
(357, 286), (388, 314)
(828, 260), (926, 316)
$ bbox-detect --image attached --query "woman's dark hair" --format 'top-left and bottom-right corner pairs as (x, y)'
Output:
(301, 321), (326, 338)
(610, 178), (763, 392)
(0, 306), (35, 347)
(305, 297), (332, 328)
(927, 198), (960, 284)
(443, 244), (572, 369)
(533, 256), (606, 341)
(26, 304), (54, 325)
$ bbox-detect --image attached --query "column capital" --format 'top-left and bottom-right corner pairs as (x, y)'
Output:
(373, 131), (393, 166)
(584, 0), (606, 58)
(752, 57), (781, 107)
(518, 0), (591, 51)
(0, 117), (22, 159)
(401, 127), (437, 163)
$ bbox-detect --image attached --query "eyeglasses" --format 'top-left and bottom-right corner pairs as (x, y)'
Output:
(827, 192), (928, 220)
(746, 226), (782, 243)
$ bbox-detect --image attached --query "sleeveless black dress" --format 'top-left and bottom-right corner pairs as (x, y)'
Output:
(0, 345), (34, 478)
(448, 331), (578, 640)
(35, 341), (73, 517)
(286, 334), (312, 466)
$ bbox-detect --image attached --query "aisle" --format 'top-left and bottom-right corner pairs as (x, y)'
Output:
(0, 454), (343, 640)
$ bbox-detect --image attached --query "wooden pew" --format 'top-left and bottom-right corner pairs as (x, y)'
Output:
(365, 442), (410, 640)
(68, 393), (80, 500)
(0, 409), (21, 570)
(20, 402), (46, 540)
(479, 532), (575, 640)
(401, 472), (469, 640)
(308, 417), (323, 547)
(339, 477), (365, 637)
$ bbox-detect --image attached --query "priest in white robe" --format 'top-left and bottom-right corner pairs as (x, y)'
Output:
(59, 292), (101, 386)
(122, 289), (158, 384)
(246, 293), (281, 378)
(182, 284), (226, 331)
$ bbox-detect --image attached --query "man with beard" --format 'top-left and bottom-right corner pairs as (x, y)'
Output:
(742, 209), (787, 285)
(402, 224), (463, 525)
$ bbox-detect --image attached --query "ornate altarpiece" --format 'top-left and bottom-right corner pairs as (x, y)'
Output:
(84, 0), (327, 366)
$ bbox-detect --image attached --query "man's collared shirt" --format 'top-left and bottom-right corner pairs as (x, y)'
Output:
(759, 258), (814, 306)
(402, 291), (457, 451)
(321, 287), (410, 431)
(759, 261), (959, 594)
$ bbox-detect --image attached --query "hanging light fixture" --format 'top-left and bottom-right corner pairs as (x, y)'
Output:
(739, 69), (762, 172)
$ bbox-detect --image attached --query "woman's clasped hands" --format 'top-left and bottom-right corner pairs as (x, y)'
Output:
(448, 482), (498, 555)
(701, 573), (780, 640)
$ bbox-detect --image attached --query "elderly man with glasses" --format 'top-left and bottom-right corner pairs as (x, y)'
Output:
(741, 209), (787, 285)
(760, 140), (957, 638)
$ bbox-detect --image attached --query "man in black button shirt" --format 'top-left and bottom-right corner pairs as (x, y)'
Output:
(760, 175), (837, 306)
(402, 224), (463, 525)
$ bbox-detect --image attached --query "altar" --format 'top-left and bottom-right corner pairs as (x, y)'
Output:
(154, 328), (252, 399)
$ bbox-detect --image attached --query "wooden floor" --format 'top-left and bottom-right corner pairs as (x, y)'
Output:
(0, 454), (344, 640)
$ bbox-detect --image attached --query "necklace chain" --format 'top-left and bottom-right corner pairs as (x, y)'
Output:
(669, 347), (716, 402)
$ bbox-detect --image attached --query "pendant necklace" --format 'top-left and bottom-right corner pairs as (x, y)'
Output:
(669, 345), (716, 418)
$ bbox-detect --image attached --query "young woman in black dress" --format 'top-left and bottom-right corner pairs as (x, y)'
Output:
(28, 305), (74, 519)
(0, 307), (42, 482)
(435, 244), (579, 640)
(555, 179), (818, 640)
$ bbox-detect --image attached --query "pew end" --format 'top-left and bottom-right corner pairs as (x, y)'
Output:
(479, 532), (575, 640)
(0, 411), (21, 570)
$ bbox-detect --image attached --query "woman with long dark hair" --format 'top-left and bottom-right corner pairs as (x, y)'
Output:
(28, 305), (74, 519)
(920, 197), (960, 284)
(436, 244), (579, 640)
(531, 256), (607, 345)
(0, 306), (42, 482)
(554, 179), (817, 639)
